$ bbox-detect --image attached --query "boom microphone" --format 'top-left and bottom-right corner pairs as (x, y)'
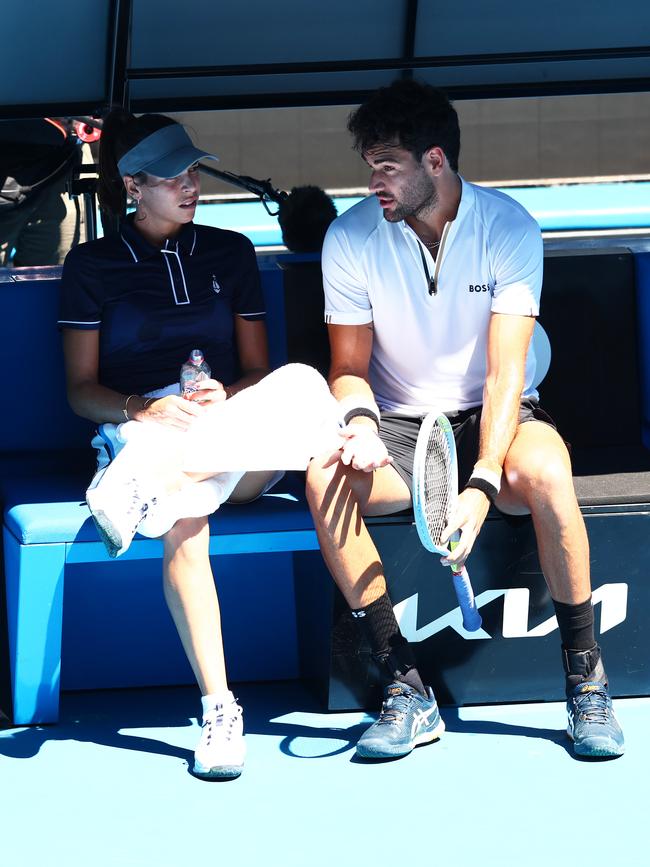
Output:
(277, 185), (337, 253)
(198, 164), (337, 253)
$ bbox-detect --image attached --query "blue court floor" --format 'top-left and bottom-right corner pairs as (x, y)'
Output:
(0, 681), (647, 867)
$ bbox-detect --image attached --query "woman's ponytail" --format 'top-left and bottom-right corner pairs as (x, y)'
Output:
(98, 108), (136, 217)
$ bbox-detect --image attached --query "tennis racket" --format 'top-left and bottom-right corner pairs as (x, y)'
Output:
(412, 412), (483, 632)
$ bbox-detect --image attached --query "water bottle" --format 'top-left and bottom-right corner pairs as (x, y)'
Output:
(180, 349), (211, 397)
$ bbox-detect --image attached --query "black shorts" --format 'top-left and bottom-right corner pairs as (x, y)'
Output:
(378, 398), (557, 493)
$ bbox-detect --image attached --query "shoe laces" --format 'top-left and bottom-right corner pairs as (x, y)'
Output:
(202, 703), (242, 743)
(376, 690), (415, 726)
(125, 480), (155, 524)
(572, 683), (611, 724)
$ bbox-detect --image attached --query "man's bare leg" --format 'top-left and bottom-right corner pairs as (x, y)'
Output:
(497, 420), (624, 757)
(496, 421), (590, 604)
(305, 456), (411, 608)
(306, 454), (445, 759)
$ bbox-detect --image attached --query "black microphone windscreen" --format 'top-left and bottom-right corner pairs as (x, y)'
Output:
(277, 185), (337, 253)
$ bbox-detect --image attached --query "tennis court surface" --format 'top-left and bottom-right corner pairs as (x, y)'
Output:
(1, 680), (647, 866)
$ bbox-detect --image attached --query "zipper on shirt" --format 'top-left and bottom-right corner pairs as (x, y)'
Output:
(417, 243), (437, 295)
(417, 222), (451, 296)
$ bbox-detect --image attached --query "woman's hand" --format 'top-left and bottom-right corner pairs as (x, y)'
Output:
(136, 380), (228, 430)
(134, 394), (202, 430)
(185, 378), (228, 405)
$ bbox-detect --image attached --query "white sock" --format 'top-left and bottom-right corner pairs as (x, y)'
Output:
(201, 690), (235, 719)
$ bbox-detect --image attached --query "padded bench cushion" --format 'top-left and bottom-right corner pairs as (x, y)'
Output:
(1, 467), (316, 546)
(3, 450), (649, 546)
(571, 445), (650, 506)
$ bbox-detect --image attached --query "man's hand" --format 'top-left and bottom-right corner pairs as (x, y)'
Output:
(439, 487), (491, 568)
(324, 423), (393, 473)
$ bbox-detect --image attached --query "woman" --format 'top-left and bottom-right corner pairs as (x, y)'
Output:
(58, 110), (339, 781)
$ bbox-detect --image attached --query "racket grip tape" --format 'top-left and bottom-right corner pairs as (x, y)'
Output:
(447, 535), (482, 631)
(450, 565), (482, 631)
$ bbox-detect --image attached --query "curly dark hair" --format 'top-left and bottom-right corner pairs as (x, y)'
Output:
(347, 79), (460, 172)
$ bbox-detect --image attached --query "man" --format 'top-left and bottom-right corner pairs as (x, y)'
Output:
(0, 118), (80, 266)
(305, 79), (624, 760)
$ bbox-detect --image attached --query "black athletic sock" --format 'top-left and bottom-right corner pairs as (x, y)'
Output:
(351, 593), (427, 696)
(552, 597), (596, 652)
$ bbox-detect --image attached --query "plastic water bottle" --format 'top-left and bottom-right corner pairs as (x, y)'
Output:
(180, 349), (211, 397)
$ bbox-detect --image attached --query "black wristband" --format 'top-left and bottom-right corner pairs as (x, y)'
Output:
(465, 475), (499, 502)
(343, 406), (380, 428)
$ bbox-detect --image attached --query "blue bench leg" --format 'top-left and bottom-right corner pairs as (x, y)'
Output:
(4, 529), (66, 725)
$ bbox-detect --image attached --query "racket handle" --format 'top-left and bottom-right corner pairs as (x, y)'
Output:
(450, 565), (482, 632)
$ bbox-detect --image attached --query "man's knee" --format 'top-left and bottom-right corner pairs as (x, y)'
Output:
(306, 453), (337, 494)
(306, 455), (373, 523)
(503, 442), (573, 504)
(306, 455), (348, 514)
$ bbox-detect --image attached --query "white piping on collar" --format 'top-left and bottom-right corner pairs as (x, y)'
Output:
(120, 234), (139, 263)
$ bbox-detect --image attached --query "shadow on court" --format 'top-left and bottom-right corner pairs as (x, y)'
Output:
(0, 680), (581, 765)
(440, 705), (572, 754)
(0, 681), (364, 764)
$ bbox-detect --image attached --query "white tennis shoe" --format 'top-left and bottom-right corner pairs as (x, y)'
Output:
(87, 465), (244, 557)
(86, 464), (162, 558)
(193, 698), (245, 779)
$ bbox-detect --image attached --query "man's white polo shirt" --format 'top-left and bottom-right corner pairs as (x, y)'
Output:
(322, 177), (543, 415)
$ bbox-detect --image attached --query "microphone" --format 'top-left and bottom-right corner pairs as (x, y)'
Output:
(198, 164), (286, 208)
(198, 165), (336, 252)
(277, 185), (337, 253)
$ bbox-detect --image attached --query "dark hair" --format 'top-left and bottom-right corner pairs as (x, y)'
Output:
(347, 79), (460, 172)
(277, 186), (338, 252)
(98, 109), (177, 216)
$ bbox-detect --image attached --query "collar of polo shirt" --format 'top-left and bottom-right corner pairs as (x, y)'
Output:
(120, 213), (198, 260)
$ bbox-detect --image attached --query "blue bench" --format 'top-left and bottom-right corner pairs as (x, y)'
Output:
(0, 258), (329, 725)
(2, 246), (650, 725)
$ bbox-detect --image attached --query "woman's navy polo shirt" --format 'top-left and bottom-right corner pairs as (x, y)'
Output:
(59, 217), (266, 395)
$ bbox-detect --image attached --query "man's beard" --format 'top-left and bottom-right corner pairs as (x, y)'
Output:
(382, 172), (438, 222)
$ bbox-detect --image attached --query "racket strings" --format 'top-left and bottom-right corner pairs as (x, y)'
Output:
(423, 429), (453, 547)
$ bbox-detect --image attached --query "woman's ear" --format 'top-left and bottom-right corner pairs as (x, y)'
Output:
(123, 176), (140, 201)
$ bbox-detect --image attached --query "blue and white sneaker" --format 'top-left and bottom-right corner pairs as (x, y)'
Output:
(564, 649), (625, 758)
(356, 682), (444, 759)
